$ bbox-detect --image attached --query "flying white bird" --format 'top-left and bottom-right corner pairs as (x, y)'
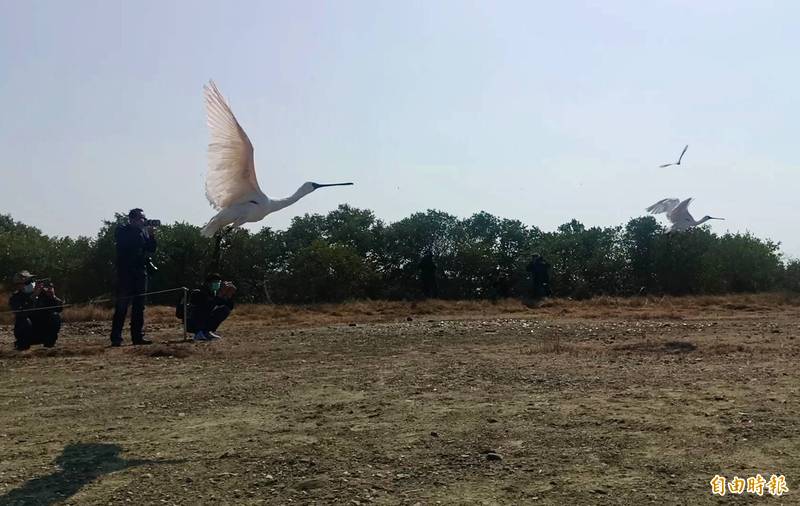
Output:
(659, 144), (688, 168)
(201, 80), (353, 237)
(646, 198), (724, 232)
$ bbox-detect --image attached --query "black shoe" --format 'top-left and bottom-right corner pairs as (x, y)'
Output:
(132, 339), (153, 346)
(111, 341), (122, 347)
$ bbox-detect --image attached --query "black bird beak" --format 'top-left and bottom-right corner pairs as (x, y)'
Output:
(311, 182), (354, 189)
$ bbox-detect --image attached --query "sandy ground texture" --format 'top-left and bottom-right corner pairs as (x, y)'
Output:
(0, 295), (798, 505)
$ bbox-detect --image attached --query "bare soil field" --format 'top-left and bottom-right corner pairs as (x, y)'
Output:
(1, 295), (798, 505)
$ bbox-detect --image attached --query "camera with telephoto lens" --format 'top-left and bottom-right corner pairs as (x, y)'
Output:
(144, 219), (161, 227)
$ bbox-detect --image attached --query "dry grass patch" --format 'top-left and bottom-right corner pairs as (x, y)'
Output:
(2, 292), (799, 326)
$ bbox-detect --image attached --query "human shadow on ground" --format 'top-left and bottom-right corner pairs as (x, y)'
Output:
(0, 442), (182, 505)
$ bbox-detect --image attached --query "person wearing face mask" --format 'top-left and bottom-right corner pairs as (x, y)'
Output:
(186, 273), (235, 342)
(8, 271), (63, 351)
(110, 208), (157, 347)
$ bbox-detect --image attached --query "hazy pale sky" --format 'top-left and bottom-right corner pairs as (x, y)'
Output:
(1, 0), (798, 257)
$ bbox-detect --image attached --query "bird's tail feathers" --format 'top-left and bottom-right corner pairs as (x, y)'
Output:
(201, 210), (234, 238)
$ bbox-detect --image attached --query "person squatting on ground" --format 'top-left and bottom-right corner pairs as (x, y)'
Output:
(8, 271), (63, 351)
(110, 208), (157, 347)
(186, 273), (236, 342)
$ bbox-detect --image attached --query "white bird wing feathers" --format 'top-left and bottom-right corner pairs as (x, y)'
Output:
(204, 80), (262, 210)
(669, 198), (695, 223)
(645, 198), (680, 215)
(647, 198), (695, 225)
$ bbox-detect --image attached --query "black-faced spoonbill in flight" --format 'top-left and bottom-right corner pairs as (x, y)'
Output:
(646, 197), (724, 232)
(201, 80), (353, 237)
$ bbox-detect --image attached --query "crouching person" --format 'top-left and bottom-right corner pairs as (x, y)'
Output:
(9, 271), (63, 351)
(189, 273), (235, 342)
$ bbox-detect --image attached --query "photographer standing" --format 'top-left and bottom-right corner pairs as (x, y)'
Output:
(110, 208), (157, 346)
(9, 271), (63, 350)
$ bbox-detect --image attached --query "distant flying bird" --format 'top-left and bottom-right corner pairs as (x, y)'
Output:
(659, 144), (688, 168)
(200, 80), (353, 237)
(646, 197), (724, 232)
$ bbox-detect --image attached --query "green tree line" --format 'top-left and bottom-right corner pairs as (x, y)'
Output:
(1, 206), (798, 305)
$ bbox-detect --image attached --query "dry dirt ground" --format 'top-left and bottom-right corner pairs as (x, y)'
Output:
(0, 296), (798, 505)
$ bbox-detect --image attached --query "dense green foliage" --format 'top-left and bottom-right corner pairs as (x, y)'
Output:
(0, 207), (796, 304)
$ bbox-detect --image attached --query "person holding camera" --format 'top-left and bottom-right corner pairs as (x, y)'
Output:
(8, 271), (63, 350)
(110, 208), (158, 347)
(187, 273), (236, 342)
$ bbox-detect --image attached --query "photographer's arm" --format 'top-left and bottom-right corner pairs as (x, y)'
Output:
(214, 283), (236, 309)
(144, 227), (157, 254)
(212, 294), (234, 309)
(9, 292), (28, 311)
(116, 225), (137, 251)
(41, 288), (64, 312)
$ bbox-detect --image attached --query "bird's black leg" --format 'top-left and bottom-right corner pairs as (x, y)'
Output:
(209, 227), (234, 273)
(210, 232), (223, 273)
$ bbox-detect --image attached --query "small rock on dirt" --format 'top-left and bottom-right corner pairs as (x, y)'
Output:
(486, 453), (503, 461)
(294, 478), (326, 491)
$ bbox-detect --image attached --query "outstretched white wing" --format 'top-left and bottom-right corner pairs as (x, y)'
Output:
(667, 197), (695, 225)
(646, 198), (680, 215)
(204, 80), (262, 210)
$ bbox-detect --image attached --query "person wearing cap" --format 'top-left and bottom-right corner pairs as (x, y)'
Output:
(8, 271), (63, 350)
(186, 273), (236, 342)
(110, 208), (157, 346)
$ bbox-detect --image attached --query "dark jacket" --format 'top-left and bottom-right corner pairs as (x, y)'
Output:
(9, 291), (64, 322)
(189, 286), (235, 316)
(115, 223), (157, 275)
